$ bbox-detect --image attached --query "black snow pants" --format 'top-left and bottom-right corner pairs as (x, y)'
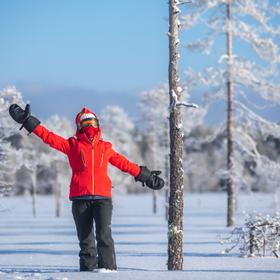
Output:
(72, 199), (117, 271)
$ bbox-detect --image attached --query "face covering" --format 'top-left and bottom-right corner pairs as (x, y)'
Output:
(81, 125), (99, 141)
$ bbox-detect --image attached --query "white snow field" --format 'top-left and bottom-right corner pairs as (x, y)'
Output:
(0, 193), (279, 280)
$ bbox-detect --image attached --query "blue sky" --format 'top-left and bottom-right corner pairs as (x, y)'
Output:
(0, 0), (168, 92)
(0, 0), (173, 119)
(0, 0), (279, 122)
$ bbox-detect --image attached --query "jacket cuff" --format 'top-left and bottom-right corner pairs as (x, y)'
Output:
(135, 166), (151, 182)
(23, 116), (41, 133)
(33, 124), (43, 136)
(133, 165), (141, 177)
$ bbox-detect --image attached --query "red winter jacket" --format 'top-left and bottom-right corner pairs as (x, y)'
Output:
(33, 109), (141, 199)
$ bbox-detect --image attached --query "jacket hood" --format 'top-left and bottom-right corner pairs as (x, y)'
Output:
(75, 107), (101, 142)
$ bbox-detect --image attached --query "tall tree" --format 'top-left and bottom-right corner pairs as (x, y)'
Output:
(226, 0), (234, 226)
(139, 83), (199, 218)
(168, 0), (184, 270)
(181, 0), (280, 226)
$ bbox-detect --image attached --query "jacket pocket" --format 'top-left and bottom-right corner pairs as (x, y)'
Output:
(80, 149), (87, 169)
(71, 149), (87, 172)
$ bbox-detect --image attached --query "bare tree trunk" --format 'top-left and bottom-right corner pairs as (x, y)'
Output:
(153, 190), (157, 214)
(273, 189), (279, 213)
(31, 173), (36, 218)
(249, 231), (254, 256)
(167, 0), (184, 270)
(56, 183), (62, 218)
(226, 0), (235, 227)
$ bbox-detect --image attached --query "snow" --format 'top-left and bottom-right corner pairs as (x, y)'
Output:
(170, 90), (178, 111)
(177, 86), (183, 93)
(177, 122), (183, 130)
(173, 6), (181, 14)
(177, 102), (199, 108)
(0, 193), (279, 280)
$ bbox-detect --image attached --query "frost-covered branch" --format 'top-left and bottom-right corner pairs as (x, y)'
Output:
(177, 102), (199, 108)
(221, 213), (280, 257)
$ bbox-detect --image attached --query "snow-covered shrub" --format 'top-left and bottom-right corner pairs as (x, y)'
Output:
(221, 213), (280, 258)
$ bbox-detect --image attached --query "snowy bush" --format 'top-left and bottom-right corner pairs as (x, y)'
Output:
(221, 213), (280, 258)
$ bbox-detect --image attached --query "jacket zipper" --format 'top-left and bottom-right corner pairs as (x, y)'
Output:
(100, 144), (104, 167)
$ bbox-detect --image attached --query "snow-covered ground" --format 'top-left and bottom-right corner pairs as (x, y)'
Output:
(0, 192), (279, 280)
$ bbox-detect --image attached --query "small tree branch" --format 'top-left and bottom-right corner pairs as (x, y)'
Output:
(177, 102), (199, 108)
(178, 0), (192, 5)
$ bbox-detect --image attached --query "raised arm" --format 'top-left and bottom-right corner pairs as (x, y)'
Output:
(9, 104), (70, 154)
(33, 125), (70, 154)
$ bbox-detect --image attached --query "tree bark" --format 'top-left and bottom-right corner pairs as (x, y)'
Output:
(167, 0), (184, 270)
(164, 120), (170, 221)
(226, 0), (235, 227)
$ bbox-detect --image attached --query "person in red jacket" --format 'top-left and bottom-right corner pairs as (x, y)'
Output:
(9, 104), (164, 272)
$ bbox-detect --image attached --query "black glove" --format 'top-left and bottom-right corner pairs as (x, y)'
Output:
(9, 104), (40, 134)
(135, 166), (165, 190)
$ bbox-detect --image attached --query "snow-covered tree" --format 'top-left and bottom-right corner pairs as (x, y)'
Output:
(0, 140), (19, 195)
(0, 86), (25, 136)
(181, 0), (280, 226)
(139, 84), (169, 172)
(233, 104), (280, 194)
(100, 105), (141, 194)
(0, 86), (25, 195)
(0, 86), (75, 216)
(139, 84), (169, 214)
(184, 125), (225, 192)
(43, 115), (73, 216)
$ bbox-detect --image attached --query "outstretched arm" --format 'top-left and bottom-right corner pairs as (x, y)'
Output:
(9, 104), (70, 154)
(109, 148), (141, 177)
(33, 125), (70, 154)
(109, 147), (164, 190)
